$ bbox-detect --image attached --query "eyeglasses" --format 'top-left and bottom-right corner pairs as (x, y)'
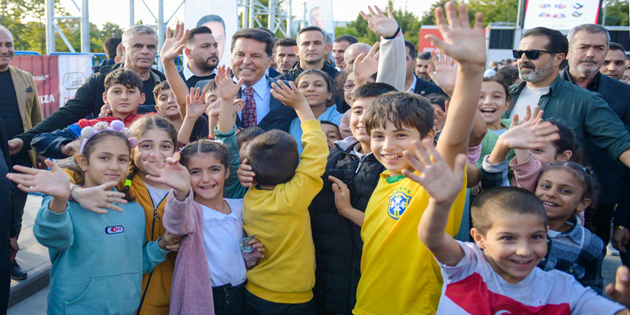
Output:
(512, 49), (555, 60)
(342, 83), (355, 91)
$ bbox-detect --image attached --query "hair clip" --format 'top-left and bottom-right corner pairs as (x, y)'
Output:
(79, 120), (138, 154)
(124, 179), (132, 187)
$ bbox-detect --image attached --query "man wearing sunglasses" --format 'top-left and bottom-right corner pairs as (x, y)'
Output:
(504, 28), (630, 243)
(556, 24), (630, 262)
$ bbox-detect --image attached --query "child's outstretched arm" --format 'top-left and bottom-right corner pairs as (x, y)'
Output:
(270, 81), (315, 123)
(160, 22), (190, 119)
(488, 107), (559, 165)
(431, 2), (486, 168)
(143, 152), (196, 235)
(8, 160), (73, 251)
(352, 42), (379, 90)
(215, 65), (244, 133)
(360, 6), (406, 91)
(402, 139), (467, 266)
(178, 87), (209, 146)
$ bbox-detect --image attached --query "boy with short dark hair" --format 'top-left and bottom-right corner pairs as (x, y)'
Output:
(352, 3), (487, 314)
(412, 141), (630, 314)
(31, 68), (145, 159)
(152, 81), (209, 146)
(242, 80), (327, 314)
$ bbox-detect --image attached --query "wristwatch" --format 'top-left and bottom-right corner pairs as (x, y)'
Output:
(613, 225), (627, 230)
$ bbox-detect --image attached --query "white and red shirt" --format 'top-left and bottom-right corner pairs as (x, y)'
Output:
(437, 241), (625, 315)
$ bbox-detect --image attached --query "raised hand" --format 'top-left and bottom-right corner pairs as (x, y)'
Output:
(143, 152), (191, 200)
(185, 87), (209, 120)
(352, 42), (379, 88)
(72, 181), (128, 214)
(270, 81), (308, 110)
(402, 139), (466, 204)
(359, 6), (399, 38)
(427, 2), (485, 68)
(428, 52), (457, 96)
(161, 22), (188, 62)
(7, 159), (70, 199)
(500, 106), (558, 151)
(605, 266), (630, 308)
(215, 65), (244, 101)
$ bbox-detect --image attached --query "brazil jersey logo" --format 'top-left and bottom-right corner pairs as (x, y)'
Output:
(388, 187), (412, 220)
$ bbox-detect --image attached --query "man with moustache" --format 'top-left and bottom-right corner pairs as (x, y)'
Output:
(601, 42), (627, 81)
(179, 26), (219, 89)
(502, 26), (630, 249)
(181, 27), (296, 131)
(415, 51), (433, 82)
(9, 25), (166, 157)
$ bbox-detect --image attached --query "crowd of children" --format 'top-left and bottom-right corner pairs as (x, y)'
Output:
(7, 2), (630, 315)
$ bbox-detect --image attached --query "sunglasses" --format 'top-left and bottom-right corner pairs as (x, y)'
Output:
(512, 49), (555, 60)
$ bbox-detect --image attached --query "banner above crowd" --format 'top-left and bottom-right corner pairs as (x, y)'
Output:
(523, 0), (602, 30)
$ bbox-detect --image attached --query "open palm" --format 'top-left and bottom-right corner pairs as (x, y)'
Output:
(427, 2), (486, 66)
(402, 139), (466, 204)
(161, 22), (187, 62)
(144, 153), (190, 193)
(8, 160), (71, 199)
(360, 6), (399, 38)
(215, 65), (244, 101)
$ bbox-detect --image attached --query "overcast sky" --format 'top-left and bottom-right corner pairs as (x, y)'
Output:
(59, 0), (438, 29)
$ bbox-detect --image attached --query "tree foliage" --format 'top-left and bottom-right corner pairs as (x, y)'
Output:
(1, 0), (126, 54)
(603, 0), (629, 26)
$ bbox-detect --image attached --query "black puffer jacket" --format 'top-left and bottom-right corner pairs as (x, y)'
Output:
(309, 137), (384, 315)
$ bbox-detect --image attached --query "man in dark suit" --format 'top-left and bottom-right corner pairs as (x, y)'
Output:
(403, 40), (445, 96)
(192, 28), (296, 132)
(560, 24), (630, 248)
(178, 26), (219, 89)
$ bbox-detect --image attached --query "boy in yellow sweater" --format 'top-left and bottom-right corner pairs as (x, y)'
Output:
(353, 2), (487, 314)
(241, 80), (327, 315)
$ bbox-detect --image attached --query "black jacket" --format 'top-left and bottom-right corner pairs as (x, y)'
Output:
(559, 68), (630, 205)
(309, 137), (384, 315)
(0, 117), (14, 248)
(195, 76), (297, 132)
(17, 63), (166, 149)
(276, 60), (340, 82)
(413, 75), (446, 96)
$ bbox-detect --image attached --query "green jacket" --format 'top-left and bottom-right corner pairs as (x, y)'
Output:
(503, 75), (630, 166)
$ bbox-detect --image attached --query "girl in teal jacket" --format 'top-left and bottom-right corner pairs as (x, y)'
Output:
(8, 121), (178, 315)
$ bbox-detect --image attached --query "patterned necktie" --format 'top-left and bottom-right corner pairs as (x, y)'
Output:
(242, 87), (257, 128)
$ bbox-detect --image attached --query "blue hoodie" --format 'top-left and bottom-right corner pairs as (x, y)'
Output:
(34, 193), (168, 315)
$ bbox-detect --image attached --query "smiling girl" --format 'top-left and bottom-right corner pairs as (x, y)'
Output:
(8, 122), (177, 314)
(479, 77), (511, 135)
(289, 69), (343, 153)
(535, 162), (605, 294)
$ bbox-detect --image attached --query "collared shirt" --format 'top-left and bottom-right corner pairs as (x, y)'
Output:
(406, 75), (417, 93)
(182, 64), (217, 81)
(237, 75), (271, 125)
(560, 67), (600, 92)
(504, 75), (630, 161)
(539, 215), (605, 294)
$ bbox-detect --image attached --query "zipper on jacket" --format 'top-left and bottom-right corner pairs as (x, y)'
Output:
(355, 155), (367, 174)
